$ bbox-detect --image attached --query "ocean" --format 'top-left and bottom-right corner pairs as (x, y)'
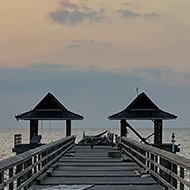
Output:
(0, 127), (190, 161)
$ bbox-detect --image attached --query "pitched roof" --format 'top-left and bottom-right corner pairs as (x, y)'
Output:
(108, 92), (177, 120)
(15, 93), (84, 120)
(33, 92), (68, 111)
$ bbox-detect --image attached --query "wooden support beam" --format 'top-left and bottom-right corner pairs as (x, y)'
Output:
(154, 120), (163, 144)
(126, 121), (149, 144)
(66, 120), (71, 137)
(120, 120), (127, 137)
(30, 120), (39, 140)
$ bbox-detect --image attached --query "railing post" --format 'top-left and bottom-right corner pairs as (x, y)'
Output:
(16, 163), (22, 188)
(28, 158), (33, 189)
(23, 159), (30, 187)
(155, 155), (158, 174)
(142, 150), (146, 165)
(160, 158), (171, 190)
(180, 167), (184, 190)
(34, 155), (37, 174)
(171, 163), (177, 188)
(151, 153), (154, 172)
(9, 168), (13, 190)
(38, 154), (41, 171)
(42, 151), (46, 168)
(147, 152), (150, 170)
(0, 171), (4, 190)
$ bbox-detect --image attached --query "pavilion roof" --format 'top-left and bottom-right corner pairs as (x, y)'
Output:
(108, 92), (177, 120)
(15, 93), (84, 120)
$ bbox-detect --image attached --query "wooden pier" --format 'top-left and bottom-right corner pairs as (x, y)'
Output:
(32, 145), (163, 190)
(1, 135), (190, 190)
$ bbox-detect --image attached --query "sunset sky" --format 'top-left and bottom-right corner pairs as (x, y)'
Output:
(0, 0), (190, 130)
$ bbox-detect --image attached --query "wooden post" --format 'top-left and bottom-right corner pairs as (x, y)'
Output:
(23, 160), (28, 183)
(160, 158), (171, 189)
(34, 155), (37, 174)
(66, 120), (71, 137)
(120, 120), (127, 137)
(0, 171), (4, 190)
(171, 163), (177, 188)
(155, 155), (158, 173)
(154, 120), (163, 144)
(16, 163), (22, 188)
(151, 153), (154, 172)
(9, 168), (13, 190)
(147, 152), (150, 169)
(38, 154), (41, 171)
(30, 120), (39, 140)
(180, 167), (184, 190)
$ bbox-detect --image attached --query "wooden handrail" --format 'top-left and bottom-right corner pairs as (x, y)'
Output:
(0, 135), (75, 190)
(121, 137), (190, 190)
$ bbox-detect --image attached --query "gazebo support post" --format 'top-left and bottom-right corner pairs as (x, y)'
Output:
(30, 120), (39, 140)
(66, 120), (71, 137)
(154, 119), (163, 144)
(120, 120), (127, 137)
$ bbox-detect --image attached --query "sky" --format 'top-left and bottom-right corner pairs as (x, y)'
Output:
(0, 0), (190, 130)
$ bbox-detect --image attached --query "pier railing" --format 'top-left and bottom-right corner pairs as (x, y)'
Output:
(121, 137), (190, 190)
(0, 135), (75, 190)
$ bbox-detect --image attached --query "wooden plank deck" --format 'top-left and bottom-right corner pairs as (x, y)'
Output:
(31, 145), (164, 190)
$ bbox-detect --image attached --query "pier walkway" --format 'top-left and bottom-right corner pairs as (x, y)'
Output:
(32, 145), (163, 190)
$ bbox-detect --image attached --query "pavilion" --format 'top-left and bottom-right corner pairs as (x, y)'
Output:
(108, 92), (177, 145)
(16, 92), (84, 139)
(13, 92), (83, 154)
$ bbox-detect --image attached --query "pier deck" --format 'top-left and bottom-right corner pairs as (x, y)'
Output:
(31, 145), (163, 190)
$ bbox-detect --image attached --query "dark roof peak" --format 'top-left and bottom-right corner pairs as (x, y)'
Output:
(108, 92), (177, 120)
(33, 92), (68, 111)
(126, 92), (159, 111)
(15, 92), (84, 120)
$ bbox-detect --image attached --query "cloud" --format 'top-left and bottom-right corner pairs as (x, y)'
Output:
(0, 64), (190, 129)
(81, 4), (92, 11)
(144, 12), (160, 19)
(27, 63), (72, 72)
(48, 10), (70, 25)
(121, 2), (137, 7)
(117, 9), (160, 20)
(0, 64), (189, 94)
(48, 0), (105, 25)
(48, 1), (158, 24)
(117, 9), (141, 19)
(132, 66), (174, 77)
(57, 0), (79, 10)
(67, 40), (95, 49)
(48, 9), (105, 25)
(87, 65), (99, 74)
(70, 9), (105, 24)
(130, 66), (190, 85)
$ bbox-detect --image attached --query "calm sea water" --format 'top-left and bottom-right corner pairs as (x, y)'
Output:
(0, 127), (190, 161)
